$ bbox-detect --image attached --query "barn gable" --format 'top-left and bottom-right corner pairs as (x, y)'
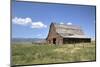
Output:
(46, 23), (63, 44)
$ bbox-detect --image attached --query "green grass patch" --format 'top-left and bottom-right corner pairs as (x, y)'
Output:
(12, 42), (96, 65)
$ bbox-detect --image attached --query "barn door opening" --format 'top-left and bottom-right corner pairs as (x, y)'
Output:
(53, 38), (56, 44)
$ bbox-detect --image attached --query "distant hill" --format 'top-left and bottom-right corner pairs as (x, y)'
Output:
(11, 38), (45, 42)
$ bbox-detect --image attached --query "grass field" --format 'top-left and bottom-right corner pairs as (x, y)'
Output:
(12, 42), (96, 65)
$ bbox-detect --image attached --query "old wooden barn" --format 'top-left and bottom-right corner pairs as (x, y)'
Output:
(46, 23), (91, 45)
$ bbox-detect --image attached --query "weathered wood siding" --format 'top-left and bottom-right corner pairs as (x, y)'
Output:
(63, 38), (91, 44)
(47, 23), (63, 45)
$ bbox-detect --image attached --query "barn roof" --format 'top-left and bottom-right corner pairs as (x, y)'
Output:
(53, 23), (88, 38)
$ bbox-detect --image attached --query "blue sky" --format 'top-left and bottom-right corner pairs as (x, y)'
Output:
(12, 0), (96, 38)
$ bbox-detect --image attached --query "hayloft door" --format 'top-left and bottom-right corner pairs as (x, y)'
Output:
(53, 38), (56, 44)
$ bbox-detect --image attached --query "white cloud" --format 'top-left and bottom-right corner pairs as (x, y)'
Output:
(67, 22), (72, 25)
(12, 17), (32, 25)
(31, 21), (47, 28)
(60, 22), (72, 25)
(12, 17), (47, 29)
(60, 22), (64, 24)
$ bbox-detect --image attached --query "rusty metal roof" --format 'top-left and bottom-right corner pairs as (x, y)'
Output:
(53, 23), (88, 38)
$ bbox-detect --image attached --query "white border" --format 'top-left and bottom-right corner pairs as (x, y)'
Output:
(20, 0), (96, 5)
(0, 0), (99, 67)
(0, 0), (10, 67)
